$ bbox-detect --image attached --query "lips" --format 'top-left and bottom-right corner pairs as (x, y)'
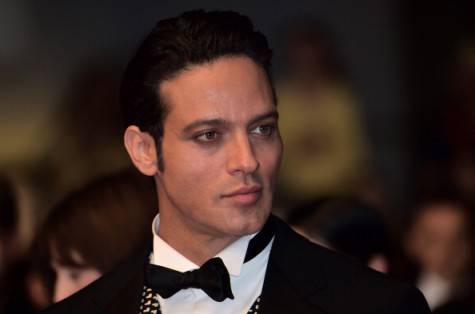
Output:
(222, 186), (262, 205)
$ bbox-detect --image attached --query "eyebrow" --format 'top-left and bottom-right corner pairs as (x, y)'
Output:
(249, 110), (279, 126)
(182, 118), (228, 134)
(181, 110), (279, 134)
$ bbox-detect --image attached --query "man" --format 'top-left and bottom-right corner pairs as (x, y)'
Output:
(43, 10), (430, 314)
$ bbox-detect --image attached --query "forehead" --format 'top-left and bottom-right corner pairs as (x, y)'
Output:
(159, 56), (274, 127)
(415, 205), (467, 229)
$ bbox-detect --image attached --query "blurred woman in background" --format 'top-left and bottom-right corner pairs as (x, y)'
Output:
(37, 168), (156, 303)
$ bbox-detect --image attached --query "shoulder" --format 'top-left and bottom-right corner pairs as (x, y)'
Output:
(269, 215), (430, 313)
(41, 292), (91, 314)
(433, 298), (475, 314)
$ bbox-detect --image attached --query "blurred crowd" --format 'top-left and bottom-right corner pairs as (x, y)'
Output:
(1, 19), (475, 314)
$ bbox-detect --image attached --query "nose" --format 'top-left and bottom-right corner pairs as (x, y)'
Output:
(226, 134), (259, 175)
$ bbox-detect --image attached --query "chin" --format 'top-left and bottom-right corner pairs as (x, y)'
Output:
(230, 209), (269, 236)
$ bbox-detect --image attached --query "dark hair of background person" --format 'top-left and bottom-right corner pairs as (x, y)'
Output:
(120, 9), (275, 170)
(288, 197), (393, 266)
(37, 168), (157, 273)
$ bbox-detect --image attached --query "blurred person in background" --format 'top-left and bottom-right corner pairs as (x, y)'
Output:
(416, 39), (475, 206)
(433, 288), (475, 314)
(25, 64), (132, 214)
(0, 175), (20, 274)
(288, 197), (394, 274)
(0, 174), (47, 314)
(36, 168), (156, 304)
(442, 40), (475, 204)
(48, 65), (131, 189)
(404, 197), (473, 311)
(276, 21), (371, 209)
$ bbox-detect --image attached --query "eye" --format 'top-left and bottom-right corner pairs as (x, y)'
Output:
(251, 124), (276, 137)
(67, 269), (81, 281)
(195, 130), (219, 142)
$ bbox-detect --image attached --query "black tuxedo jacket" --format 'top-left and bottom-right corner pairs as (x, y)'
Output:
(43, 215), (430, 314)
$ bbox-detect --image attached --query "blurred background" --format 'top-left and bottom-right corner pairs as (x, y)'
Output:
(0, 0), (474, 313)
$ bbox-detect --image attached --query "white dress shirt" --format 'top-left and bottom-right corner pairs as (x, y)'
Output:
(417, 271), (453, 310)
(151, 215), (273, 314)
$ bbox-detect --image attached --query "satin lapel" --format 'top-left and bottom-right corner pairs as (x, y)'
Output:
(260, 216), (328, 314)
(260, 260), (327, 314)
(100, 267), (144, 314)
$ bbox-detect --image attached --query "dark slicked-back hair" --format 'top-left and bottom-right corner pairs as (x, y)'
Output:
(120, 10), (274, 164)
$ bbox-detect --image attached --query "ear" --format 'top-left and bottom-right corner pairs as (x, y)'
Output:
(124, 125), (158, 176)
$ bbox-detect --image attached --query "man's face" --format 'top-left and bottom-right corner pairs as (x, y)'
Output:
(156, 56), (282, 240)
(406, 205), (471, 279)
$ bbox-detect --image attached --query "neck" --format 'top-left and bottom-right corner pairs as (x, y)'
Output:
(158, 209), (238, 266)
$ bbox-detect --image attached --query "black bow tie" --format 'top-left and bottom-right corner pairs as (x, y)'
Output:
(144, 257), (234, 302)
(144, 216), (275, 302)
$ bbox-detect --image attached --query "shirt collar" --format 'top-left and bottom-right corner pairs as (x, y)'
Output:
(151, 214), (256, 277)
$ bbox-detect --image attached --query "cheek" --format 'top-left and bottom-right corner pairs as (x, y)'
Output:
(78, 269), (101, 286)
(53, 271), (79, 303)
(164, 147), (221, 192)
(257, 142), (282, 178)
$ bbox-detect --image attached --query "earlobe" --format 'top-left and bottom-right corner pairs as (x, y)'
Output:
(123, 125), (158, 176)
